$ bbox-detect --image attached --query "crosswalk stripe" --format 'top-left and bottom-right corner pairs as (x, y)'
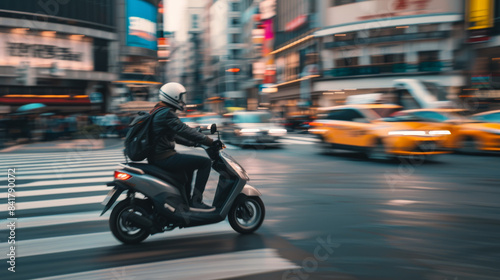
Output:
(0, 171), (112, 181)
(3, 148), (123, 158)
(0, 149), (122, 159)
(0, 195), (107, 211)
(0, 211), (105, 229)
(5, 164), (118, 174)
(0, 177), (111, 188)
(0, 159), (125, 171)
(34, 248), (299, 280)
(0, 185), (107, 199)
(0, 222), (234, 259)
(0, 155), (125, 167)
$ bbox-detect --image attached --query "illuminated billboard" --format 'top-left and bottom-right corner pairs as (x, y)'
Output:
(467, 0), (494, 30)
(126, 0), (157, 50)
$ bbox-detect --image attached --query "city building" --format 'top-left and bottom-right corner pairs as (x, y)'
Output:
(464, 0), (500, 110)
(0, 0), (118, 114)
(202, 0), (247, 110)
(111, 0), (161, 111)
(313, 0), (466, 107)
(268, 0), (320, 118)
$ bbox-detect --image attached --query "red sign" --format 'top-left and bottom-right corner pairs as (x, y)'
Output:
(360, 0), (432, 20)
(285, 14), (307, 32)
(393, 0), (430, 10)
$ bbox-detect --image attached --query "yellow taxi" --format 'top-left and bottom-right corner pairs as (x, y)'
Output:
(308, 104), (451, 160)
(392, 109), (500, 153)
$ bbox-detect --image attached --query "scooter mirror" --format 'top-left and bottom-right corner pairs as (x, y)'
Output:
(210, 123), (217, 134)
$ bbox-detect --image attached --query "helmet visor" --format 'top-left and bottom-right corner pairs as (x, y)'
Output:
(178, 91), (187, 111)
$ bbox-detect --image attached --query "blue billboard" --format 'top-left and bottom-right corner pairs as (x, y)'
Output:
(126, 0), (157, 51)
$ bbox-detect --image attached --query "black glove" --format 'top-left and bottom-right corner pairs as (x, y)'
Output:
(212, 140), (224, 149)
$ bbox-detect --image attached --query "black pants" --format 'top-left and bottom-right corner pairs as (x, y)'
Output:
(150, 153), (212, 202)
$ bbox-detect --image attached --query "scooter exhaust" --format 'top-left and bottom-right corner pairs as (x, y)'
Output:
(123, 211), (153, 228)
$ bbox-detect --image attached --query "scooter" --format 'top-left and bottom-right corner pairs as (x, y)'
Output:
(100, 124), (265, 244)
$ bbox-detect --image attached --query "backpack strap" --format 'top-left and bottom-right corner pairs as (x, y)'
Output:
(148, 106), (169, 153)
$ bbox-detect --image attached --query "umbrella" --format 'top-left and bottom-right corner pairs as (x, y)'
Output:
(16, 103), (47, 114)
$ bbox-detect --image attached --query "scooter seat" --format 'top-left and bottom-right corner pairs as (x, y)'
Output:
(124, 163), (187, 188)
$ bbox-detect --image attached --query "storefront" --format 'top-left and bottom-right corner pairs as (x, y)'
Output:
(0, 1), (118, 114)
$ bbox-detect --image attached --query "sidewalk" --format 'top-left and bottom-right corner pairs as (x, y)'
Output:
(0, 138), (124, 153)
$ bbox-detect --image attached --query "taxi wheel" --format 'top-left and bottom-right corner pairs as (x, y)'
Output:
(318, 138), (333, 154)
(458, 137), (479, 155)
(366, 139), (391, 161)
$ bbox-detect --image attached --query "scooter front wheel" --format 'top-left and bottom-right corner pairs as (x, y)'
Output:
(228, 196), (265, 234)
(109, 200), (151, 244)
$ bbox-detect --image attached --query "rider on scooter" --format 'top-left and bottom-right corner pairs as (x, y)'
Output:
(147, 82), (220, 210)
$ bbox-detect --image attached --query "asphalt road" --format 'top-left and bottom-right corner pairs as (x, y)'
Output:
(1, 135), (499, 279)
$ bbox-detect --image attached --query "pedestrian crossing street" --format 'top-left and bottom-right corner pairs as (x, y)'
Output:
(0, 137), (316, 279)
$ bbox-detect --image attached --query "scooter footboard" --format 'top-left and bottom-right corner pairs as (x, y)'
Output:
(152, 192), (189, 216)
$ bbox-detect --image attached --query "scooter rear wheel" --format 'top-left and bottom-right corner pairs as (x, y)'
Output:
(229, 196), (265, 234)
(109, 200), (151, 244)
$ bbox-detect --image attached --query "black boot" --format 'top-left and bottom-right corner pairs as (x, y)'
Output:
(190, 193), (215, 210)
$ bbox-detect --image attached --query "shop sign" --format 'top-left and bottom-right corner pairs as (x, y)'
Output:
(360, 0), (443, 21)
(260, 0), (276, 20)
(0, 33), (93, 70)
(285, 15), (307, 32)
(467, 0), (494, 30)
(126, 0), (157, 51)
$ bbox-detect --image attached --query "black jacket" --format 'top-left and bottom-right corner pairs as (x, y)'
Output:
(148, 103), (213, 161)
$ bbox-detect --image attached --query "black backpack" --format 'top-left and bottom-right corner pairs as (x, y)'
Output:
(124, 107), (167, 161)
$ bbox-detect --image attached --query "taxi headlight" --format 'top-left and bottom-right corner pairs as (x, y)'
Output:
(388, 130), (427, 136)
(269, 128), (287, 136)
(429, 130), (451, 135)
(388, 130), (451, 136)
(239, 128), (260, 136)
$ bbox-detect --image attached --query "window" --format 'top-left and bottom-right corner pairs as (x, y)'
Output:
(342, 109), (365, 121)
(325, 109), (347, 120)
(334, 32), (357, 42)
(413, 111), (449, 122)
(231, 2), (240, 11)
(472, 112), (500, 122)
(231, 34), (241, 43)
(231, 49), (241, 59)
(418, 24), (439, 33)
(331, 0), (367, 6)
(336, 57), (359, 67)
(369, 27), (405, 38)
(371, 54), (405, 64)
(191, 14), (199, 29)
(231, 18), (240, 26)
(418, 51), (439, 62)
(395, 89), (421, 109)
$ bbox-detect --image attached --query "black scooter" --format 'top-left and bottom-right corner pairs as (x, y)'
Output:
(100, 124), (265, 244)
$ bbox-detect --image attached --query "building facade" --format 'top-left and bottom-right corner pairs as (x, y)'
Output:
(313, 0), (466, 107)
(203, 0), (247, 110)
(464, 0), (500, 110)
(0, 0), (118, 114)
(269, 0), (320, 118)
(111, 0), (161, 110)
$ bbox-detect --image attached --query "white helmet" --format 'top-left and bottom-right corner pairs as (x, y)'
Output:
(159, 82), (187, 111)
